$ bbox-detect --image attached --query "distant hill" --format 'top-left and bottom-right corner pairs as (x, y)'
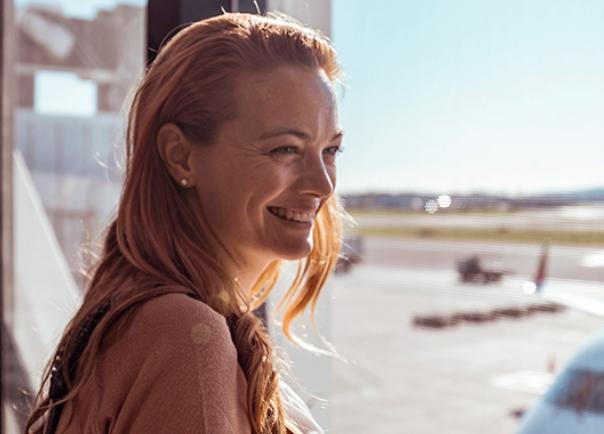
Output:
(529, 188), (604, 202)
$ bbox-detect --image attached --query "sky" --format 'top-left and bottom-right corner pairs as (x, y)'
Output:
(332, 0), (604, 195)
(15, 0), (604, 196)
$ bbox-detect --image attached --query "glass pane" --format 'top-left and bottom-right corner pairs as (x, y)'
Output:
(4, 1), (146, 431)
(331, 1), (604, 433)
(547, 368), (604, 414)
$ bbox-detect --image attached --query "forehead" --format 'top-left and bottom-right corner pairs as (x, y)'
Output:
(229, 65), (338, 138)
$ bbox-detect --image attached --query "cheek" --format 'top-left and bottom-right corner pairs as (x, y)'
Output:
(328, 166), (337, 189)
(261, 165), (294, 191)
(195, 177), (239, 219)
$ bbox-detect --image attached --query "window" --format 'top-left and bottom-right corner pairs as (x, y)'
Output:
(330, 1), (604, 433)
(3, 0), (146, 430)
(547, 368), (604, 414)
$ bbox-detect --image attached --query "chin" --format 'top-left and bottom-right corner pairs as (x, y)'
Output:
(273, 241), (313, 261)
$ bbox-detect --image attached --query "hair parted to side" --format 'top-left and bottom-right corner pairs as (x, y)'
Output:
(25, 12), (345, 434)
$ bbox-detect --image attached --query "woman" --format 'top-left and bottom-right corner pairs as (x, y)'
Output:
(25, 11), (345, 434)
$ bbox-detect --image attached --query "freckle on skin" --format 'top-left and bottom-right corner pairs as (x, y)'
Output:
(191, 323), (212, 345)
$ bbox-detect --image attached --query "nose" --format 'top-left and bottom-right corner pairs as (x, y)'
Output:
(299, 152), (335, 199)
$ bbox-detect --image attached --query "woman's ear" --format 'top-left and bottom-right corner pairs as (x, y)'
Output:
(156, 123), (196, 187)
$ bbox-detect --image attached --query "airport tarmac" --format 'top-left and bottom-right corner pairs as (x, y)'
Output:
(357, 237), (604, 281)
(329, 237), (604, 434)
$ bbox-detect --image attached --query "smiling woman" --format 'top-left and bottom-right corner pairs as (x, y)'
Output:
(25, 12), (346, 434)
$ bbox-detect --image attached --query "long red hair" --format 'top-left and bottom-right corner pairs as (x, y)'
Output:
(26, 12), (344, 434)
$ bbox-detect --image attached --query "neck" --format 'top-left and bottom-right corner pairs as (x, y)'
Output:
(223, 253), (272, 302)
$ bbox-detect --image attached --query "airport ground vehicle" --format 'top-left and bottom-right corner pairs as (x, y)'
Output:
(335, 235), (363, 273)
(456, 256), (504, 284)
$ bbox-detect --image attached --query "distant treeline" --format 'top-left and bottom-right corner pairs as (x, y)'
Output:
(342, 188), (604, 211)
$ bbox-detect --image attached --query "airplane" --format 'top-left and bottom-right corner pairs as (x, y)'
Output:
(516, 243), (604, 434)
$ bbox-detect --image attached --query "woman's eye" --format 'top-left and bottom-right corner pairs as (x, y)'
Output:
(270, 146), (299, 154)
(324, 145), (344, 156)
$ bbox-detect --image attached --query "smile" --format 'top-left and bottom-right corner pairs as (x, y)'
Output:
(267, 206), (315, 224)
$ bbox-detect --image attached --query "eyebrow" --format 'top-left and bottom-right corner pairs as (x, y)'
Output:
(257, 128), (344, 142)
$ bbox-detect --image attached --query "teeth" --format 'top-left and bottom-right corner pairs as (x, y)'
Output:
(269, 207), (314, 223)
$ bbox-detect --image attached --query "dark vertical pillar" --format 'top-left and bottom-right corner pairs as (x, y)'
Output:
(147, 0), (229, 65)
(147, 0), (266, 65)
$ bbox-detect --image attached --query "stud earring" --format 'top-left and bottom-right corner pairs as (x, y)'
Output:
(180, 178), (189, 187)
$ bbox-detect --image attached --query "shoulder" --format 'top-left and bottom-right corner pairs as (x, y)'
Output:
(135, 292), (228, 330)
(93, 293), (251, 433)
(121, 292), (235, 357)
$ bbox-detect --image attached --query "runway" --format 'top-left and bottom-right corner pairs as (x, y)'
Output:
(328, 237), (604, 434)
(354, 236), (604, 282)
